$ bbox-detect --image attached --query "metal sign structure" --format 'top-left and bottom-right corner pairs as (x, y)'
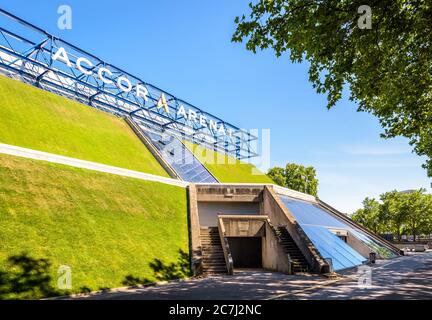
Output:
(0, 8), (258, 159)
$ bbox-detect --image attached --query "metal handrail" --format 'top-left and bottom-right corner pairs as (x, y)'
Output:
(217, 216), (234, 275)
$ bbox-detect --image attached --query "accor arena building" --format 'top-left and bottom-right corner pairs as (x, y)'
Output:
(0, 8), (402, 277)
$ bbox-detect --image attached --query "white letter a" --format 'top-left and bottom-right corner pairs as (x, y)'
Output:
(52, 47), (72, 67)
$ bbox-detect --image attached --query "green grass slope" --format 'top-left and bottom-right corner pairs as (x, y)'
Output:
(0, 75), (168, 177)
(0, 154), (188, 299)
(184, 141), (274, 184)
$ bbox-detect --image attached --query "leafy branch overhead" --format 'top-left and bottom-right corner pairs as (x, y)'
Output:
(233, 0), (432, 176)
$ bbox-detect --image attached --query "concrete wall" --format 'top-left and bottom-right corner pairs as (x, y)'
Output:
(198, 202), (260, 226)
(222, 217), (265, 237)
(346, 231), (374, 259)
(195, 185), (263, 201)
(188, 184), (203, 276)
(262, 223), (290, 273)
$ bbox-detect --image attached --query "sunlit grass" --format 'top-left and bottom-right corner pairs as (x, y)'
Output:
(0, 154), (188, 298)
(183, 141), (274, 183)
(0, 75), (168, 177)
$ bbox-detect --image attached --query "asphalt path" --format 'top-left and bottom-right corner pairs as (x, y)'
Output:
(276, 251), (432, 300)
(73, 252), (432, 300)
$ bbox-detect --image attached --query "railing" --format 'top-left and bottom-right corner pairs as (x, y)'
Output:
(217, 217), (234, 275)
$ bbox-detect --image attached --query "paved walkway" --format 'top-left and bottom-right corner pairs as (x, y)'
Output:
(73, 252), (432, 300)
(73, 271), (326, 300)
(0, 143), (188, 188)
(276, 251), (432, 300)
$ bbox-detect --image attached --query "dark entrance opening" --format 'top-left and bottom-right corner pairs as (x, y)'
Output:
(227, 237), (262, 268)
(337, 235), (347, 243)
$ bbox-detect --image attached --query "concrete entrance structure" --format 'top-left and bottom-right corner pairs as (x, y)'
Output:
(188, 184), (402, 276)
(218, 215), (292, 273)
(188, 184), (328, 275)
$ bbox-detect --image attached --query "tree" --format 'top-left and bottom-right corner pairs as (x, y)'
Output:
(351, 197), (382, 234)
(405, 189), (430, 241)
(268, 163), (318, 196)
(267, 167), (285, 186)
(353, 189), (432, 240)
(233, 1), (432, 176)
(421, 194), (432, 237)
(379, 191), (407, 241)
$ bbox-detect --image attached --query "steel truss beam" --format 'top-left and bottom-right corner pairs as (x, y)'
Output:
(0, 8), (259, 159)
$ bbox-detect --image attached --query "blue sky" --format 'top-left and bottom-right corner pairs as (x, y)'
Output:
(2, 0), (430, 213)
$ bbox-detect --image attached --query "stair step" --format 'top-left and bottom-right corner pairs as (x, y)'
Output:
(203, 258), (226, 262)
(276, 226), (311, 273)
(200, 227), (227, 275)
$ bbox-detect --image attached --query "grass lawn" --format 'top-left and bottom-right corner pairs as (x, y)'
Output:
(183, 141), (274, 184)
(0, 75), (168, 177)
(0, 154), (188, 299)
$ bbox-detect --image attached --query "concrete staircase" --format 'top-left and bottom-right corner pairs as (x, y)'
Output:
(200, 227), (227, 275)
(276, 227), (310, 273)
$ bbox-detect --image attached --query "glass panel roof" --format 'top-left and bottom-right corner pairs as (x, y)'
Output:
(301, 225), (366, 270)
(279, 195), (396, 270)
(142, 129), (217, 183)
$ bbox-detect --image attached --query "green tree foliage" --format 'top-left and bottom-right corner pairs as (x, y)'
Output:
(422, 197), (432, 236)
(352, 189), (432, 240)
(379, 191), (408, 241)
(268, 163), (318, 196)
(233, 1), (432, 176)
(267, 167), (285, 186)
(351, 198), (382, 234)
(404, 189), (432, 241)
